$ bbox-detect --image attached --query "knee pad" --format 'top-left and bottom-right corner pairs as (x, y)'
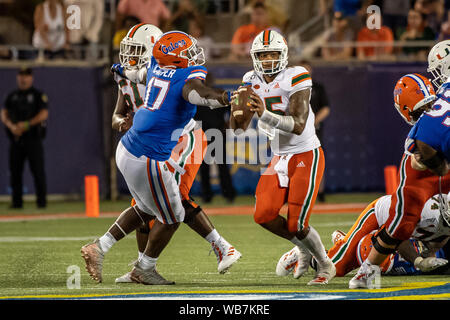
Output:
(371, 227), (402, 255)
(182, 197), (202, 224)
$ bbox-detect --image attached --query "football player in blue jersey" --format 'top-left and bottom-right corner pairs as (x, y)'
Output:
(111, 25), (241, 283)
(349, 44), (450, 288)
(81, 31), (236, 285)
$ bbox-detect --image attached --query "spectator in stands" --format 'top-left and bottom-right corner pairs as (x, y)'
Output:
(381, 0), (410, 36)
(414, 0), (445, 35)
(333, 0), (366, 32)
(298, 60), (330, 202)
(63, 0), (104, 60)
(188, 18), (220, 60)
(167, 0), (202, 34)
(0, 35), (11, 60)
(438, 9), (450, 40)
(32, 0), (70, 59)
(321, 11), (354, 61)
(397, 9), (436, 60)
(1, 67), (48, 209)
(356, 11), (394, 60)
(238, 0), (289, 33)
(230, 2), (273, 60)
(115, 0), (170, 32)
(113, 16), (140, 50)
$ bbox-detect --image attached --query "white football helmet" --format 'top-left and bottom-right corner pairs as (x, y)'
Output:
(427, 40), (450, 90)
(120, 23), (163, 69)
(250, 29), (288, 75)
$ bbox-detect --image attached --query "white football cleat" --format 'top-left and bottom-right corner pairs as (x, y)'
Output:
(293, 246), (312, 279)
(276, 246), (300, 276)
(331, 230), (346, 244)
(115, 271), (139, 284)
(349, 263), (381, 289)
(307, 257), (336, 285)
(130, 264), (175, 285)
(211, 239), (242, 274)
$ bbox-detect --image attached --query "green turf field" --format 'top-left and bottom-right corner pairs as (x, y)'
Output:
(0, 194), (449, 300)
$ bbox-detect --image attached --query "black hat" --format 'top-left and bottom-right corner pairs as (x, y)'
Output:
(18, 67), (32, 75)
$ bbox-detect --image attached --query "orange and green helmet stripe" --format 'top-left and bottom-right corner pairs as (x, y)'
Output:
(128, 23), (146, 38)
(262, 29), (271, 46)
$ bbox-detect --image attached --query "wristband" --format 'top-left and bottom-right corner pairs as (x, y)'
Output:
(260, 110), (295, 133)
(24, 121), (30, 131)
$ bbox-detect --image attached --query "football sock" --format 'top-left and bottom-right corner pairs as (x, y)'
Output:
(138, 251), (144, 260)
(205, 229), (221, 244)
(98, 232), (117, 253)
(138, 254), (158, 271)
(300, 226), (329, 264)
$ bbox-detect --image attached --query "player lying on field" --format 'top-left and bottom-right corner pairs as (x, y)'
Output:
(277, 193), (449, 278)
(81, 30), (239, 285)
(110, 24), (241, 283)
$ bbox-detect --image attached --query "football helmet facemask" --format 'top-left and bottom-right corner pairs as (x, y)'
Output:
(120, 23), (163, 69)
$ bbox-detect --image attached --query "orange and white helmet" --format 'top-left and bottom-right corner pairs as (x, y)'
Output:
(250, 29), (288, 75)
(152, 31), (205, 69)
(427, 40), (450, 90)
(393, 73), (436, 125)
(357, 232), (394, 274)
(120, 23), (163, 69)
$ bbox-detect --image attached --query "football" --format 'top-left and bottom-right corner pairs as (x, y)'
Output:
(231, 86), (255, 122)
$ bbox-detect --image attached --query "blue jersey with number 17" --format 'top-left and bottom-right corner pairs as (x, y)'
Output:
(121, 57), (207, 161)
(405, 83), (450, 161)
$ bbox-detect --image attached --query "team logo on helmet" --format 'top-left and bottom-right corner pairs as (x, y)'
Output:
(161, 39), (187, 54)
(393, 73), (436, 125)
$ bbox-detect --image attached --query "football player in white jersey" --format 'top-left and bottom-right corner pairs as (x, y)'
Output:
(231, 29), (335, 285)
(82, 24), (241, 284)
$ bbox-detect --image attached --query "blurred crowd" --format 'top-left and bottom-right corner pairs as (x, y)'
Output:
(0, 0), (449, 62)
(321, 0), (450, 61)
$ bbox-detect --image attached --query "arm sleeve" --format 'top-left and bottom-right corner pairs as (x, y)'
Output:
(185, 65), (208, 82)
(38, 92), (49, 110)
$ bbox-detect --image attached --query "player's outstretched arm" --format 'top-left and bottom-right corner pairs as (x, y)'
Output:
(112, 89), (133, 132)
(398, 238), (449, 272)
(415, 139), (449, 176)
(111, 63), (147, 84)
(182, 79), (230, 109)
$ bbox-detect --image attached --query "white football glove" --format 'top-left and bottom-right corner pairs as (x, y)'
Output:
(414, 256), (448, 272)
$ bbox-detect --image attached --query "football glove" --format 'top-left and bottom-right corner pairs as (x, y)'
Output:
(414, 256), (448, 272)
(111, 63), (125, 77)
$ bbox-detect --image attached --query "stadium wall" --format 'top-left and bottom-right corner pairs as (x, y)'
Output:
(0, 62), (429, 199)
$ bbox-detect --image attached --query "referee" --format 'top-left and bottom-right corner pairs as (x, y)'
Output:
(1, 67), (49, 209)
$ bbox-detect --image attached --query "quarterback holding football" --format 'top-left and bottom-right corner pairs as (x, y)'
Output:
(231, 29), (336, 285)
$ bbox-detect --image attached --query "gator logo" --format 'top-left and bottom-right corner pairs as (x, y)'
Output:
(161, 40), (187, 54)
